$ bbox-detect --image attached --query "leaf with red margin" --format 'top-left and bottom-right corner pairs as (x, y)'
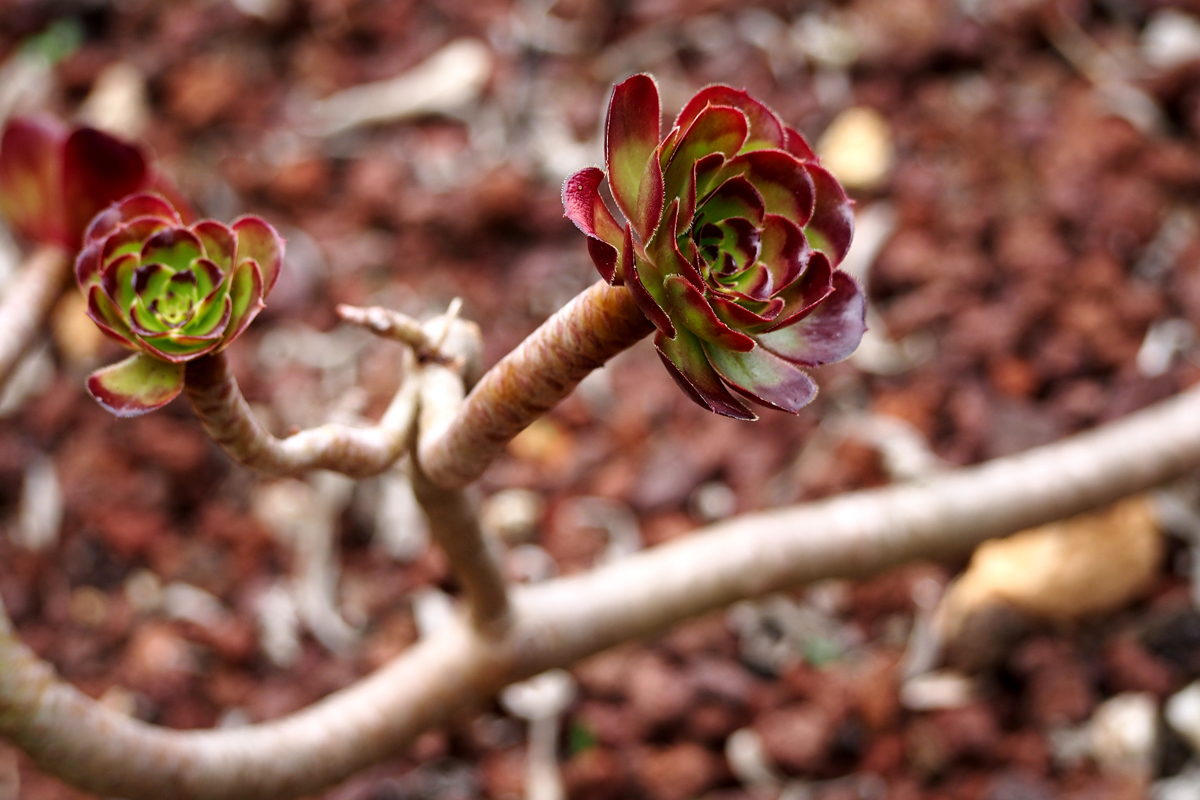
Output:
(805, 164), (854, 266)
(86, 353), (184, 418)
(625, 221), (675, 338)
(84, 192), (179, 245)
(673, 86), (787, 152)
(0, 117), (66, 245)
(220, 257), (266, 347)
(232, 216), (285, 296)
(767, 251), (834, 331)
(696, 176), (765, 228)
(756, 272), (866, 366)
(86, 286), (137, 348)
(633, 141), (665, 243)
(703, 341), (817, 414)
(662, 274), (755, 351)
(710, 291), (783, 329)
(662, 106), (748, 206)
(605, 75), (661, 225)
(62, 127), (147, 247)
(715, 150), (815, 226)
(564, 168), (625, 283)
(193, 221), (237, 271)
(757, 214), (809, 290)
(655, 329), (755, 420)
(784, 126), (818, 161)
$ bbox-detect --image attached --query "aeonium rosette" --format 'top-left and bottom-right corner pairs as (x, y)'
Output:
(75, 193), (284, 417)
(563, 75), (866, 420)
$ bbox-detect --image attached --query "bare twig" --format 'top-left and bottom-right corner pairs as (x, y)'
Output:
(0, 245), (71, 388)
(5, 379), (1200, 799)
(412, 313), (511, 632)
(418, 281), (655, 489)
(183, 349), (419, 478)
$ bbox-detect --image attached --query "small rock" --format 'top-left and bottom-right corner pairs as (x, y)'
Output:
(900, 670), (977, 712)
(1090, 692), (1159, 780)
(1166, 681), (1200, 755)
(817, 106), (895, 191)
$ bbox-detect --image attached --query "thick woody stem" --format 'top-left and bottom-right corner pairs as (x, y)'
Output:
(418, 281), (655, 489)
(183, 350), (418, 478)
(0, 245), (71, 387)
(5, 378), (1200, 799)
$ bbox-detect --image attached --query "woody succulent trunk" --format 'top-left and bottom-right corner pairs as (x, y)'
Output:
(564, 75), (865, 420)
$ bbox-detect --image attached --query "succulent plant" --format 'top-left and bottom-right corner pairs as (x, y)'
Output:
(76, 193), (284, 417)
(0, 116), (152, 249)
(563, 75), (865, 420)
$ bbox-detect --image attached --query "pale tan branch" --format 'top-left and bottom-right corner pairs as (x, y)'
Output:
(418, 281), (655, 489)
(5, 380), (1200, 799)
(413, 317), (510, 632)
(0, 245), (71, 389)
(183, 350), (418, 478)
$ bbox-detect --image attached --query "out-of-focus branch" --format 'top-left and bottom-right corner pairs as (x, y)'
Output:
(5, 378), (1200, 799)
(0, 245), (71, 388)
(418, 281), (655, 489)
(183, 349), (418, 478)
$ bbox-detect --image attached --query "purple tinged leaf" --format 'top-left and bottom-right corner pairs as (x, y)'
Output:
(758, 214), (809, 290)
(130, 297), (169, 336)
(192, 258), (224, 298)
(133, 262), (173, 300)
(724, 261), (773, 301)
(702, 342), (817, 414)
(696, 176), (765, 228)
(716, 150), (815, 226)
(805, 164), (854, 266)
(710, 292), (783, 329)
(662, 274), (755, 351)
(605, 75), (661, 224)
(783, 126), (818, 162)
(633, 142), (665, 243)
(767, 252), (834, 331)
(221, 257), (266, 347)
(232, 216), (285, 296)
(563, 168), (624, 246)
(75, 240), (105, 288)
(655, 329), (755, 420)
(102, 218), (173, 264)
(192, 291), (233, 335)
(83, 192), (178, 245)
(756, 271), (866, 366)
(674, 86), (787, 152)
(586, 237), (620, 284)
(86, 353), (185, 418)
(62, 127), (147, 246)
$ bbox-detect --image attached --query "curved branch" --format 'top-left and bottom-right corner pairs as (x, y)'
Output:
(5, 380), (1200, 799)
(0, 245), (71, 387)
(418, 280), (655, 489)
(183, 350), (419, 478)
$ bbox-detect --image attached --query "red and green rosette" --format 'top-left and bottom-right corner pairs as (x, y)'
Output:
(75, 193), (284, 417)
(563, 75), (866, 420)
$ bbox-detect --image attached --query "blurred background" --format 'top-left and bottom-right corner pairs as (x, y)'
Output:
(4, 0), (1200, 798)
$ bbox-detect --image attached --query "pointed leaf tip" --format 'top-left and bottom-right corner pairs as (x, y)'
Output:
(86, 353), (185, 417)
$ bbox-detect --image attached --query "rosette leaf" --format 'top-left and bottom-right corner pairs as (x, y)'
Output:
(76, 193), (285, 417)
(0, 116), (154, 249)
(563, 76), (865, 420)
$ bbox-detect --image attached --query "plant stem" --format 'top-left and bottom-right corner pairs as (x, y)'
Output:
(183, 350), (418, 478)
(0, 245), (71, 387)
(5, 377), (1200, 799)
(418, 281), (654, 489)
